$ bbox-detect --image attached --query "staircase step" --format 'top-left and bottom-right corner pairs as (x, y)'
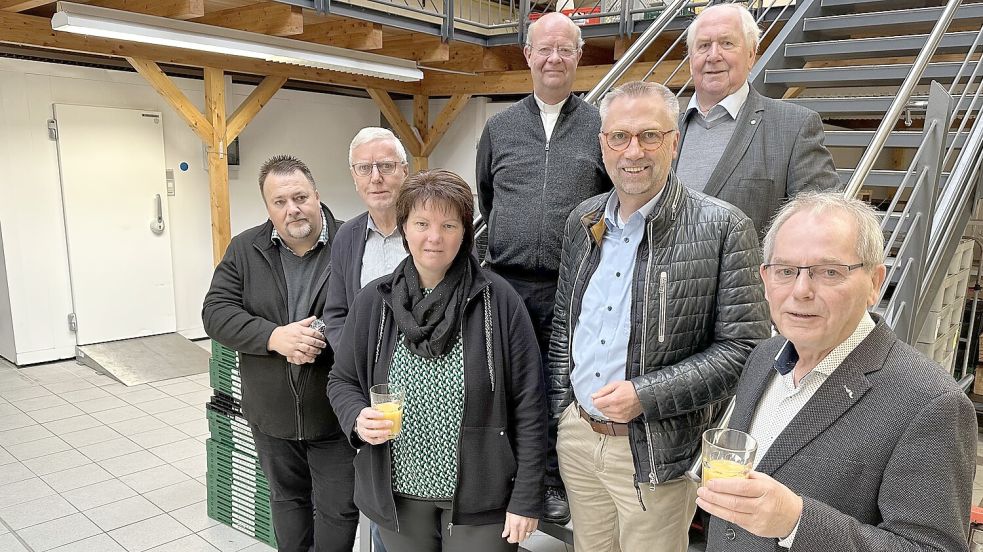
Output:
(787, 95), (978, 117)
(803, 4), (983, 35)
(765, 62), (966, 87)
(825, 130), (966, 148)
(822, 0), (950, 8)
(837, 168), (951, 187)
(785, 31), (981, 60)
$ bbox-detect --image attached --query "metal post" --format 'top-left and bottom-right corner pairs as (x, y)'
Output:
(442, 0), (455, 42)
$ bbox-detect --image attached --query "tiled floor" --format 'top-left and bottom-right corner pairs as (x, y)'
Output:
(1, 350), (980, 552)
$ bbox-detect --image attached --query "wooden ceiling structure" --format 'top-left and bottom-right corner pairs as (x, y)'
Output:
(0, 0), (692, 259)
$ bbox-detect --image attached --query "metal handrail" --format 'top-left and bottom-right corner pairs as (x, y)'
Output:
(843, 0), (965, 199)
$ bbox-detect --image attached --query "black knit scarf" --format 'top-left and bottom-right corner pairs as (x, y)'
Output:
(389, 253), (471, 358)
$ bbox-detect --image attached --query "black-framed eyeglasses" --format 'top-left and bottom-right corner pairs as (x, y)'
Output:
(601, 129), (676, 151)
(762, 263), (865, 285)
(351, 161), (404, 177)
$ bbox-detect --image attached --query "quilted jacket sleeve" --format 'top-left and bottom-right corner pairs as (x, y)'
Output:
(546, 208), (584, 421)
(632, 214), (770, 421)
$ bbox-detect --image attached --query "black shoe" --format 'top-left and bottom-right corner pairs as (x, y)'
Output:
(542, 486), (571, 525)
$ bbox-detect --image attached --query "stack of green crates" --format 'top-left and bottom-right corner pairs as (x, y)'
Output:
(206, 342), (277, 549)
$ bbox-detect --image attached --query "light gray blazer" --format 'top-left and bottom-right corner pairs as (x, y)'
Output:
(706, 318), (977, 552)
(675, 86), (841, 236)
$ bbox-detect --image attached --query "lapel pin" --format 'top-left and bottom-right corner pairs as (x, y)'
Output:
(844, 385), (854, 399)
(750, 120), (757, 125)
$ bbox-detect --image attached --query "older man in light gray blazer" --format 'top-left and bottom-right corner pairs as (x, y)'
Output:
(676, 4), (840, 235)
(698, 192), (976, 552)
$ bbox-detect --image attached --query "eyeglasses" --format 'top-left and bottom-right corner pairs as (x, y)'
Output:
(762, 263), (865, 286)
(351, 161), (403, 177)
(601, 129), (676, 151)
(529, 45), (579, 59)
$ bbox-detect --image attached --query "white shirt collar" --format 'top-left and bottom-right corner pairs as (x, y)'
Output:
(687, 81), (750, 119)
(534, 94), (567, 114)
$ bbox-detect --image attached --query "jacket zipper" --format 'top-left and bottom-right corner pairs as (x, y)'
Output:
(537, 142), (551, 271)
(286, 368), (303, 440)
(641, 224), (659, 491)
(376, 306), (400, 532)
(658, 271), (668, 343)
(448, 299), (476, 537)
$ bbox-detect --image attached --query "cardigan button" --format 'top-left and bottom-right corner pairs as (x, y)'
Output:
(724, 528), (736, 540)
(500, 431), (505, 436)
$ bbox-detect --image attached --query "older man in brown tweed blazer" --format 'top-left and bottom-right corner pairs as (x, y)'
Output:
(699, 192), (977, 552)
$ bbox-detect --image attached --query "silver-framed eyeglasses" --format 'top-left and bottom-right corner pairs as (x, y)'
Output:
(763, 263), (865, 285)
(531, 45), (579, 58)
(602, 129), (676, 151)
(351, 161), (403, 177)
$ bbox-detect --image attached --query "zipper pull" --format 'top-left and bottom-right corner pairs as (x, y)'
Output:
(649, 471), (658, 491)
(447, 522), (453, 536)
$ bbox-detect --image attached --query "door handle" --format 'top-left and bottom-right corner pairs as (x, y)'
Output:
(150, 194), (165, 234)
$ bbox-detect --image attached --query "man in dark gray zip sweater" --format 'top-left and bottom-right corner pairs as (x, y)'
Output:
(476, 12), (611, 526)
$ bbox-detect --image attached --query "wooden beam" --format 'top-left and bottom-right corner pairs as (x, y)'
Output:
(86, 0), (205, 20)
(126, 57), (213, 143)
(0, 0), (50, 12)
(3, 12), (420, 94)
(413, 156), (428, 172)
(191, 3), (304, 37)
(296, 21), (383, 50)
(375, 36), (449, 63)
(366, 88), (422, 158)
(204, 67), (232, 264)
(227, 75), (287, 143)
(413, 94), (429, 145)
(421, 94), (470, 157)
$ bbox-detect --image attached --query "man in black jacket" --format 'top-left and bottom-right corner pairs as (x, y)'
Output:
(476, 12), (611, 524)
(202, 155), (357, 552)
(549, 81), (769, 552)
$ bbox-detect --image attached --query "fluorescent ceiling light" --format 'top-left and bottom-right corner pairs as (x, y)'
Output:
(51, 1), (423, 82)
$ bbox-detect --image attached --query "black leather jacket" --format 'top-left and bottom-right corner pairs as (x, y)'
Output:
(548, 172), (770, 488)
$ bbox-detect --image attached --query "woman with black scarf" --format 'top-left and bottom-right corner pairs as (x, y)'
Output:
(327, 169), (546, 552)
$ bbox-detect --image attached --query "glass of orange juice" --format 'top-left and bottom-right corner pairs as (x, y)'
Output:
(701, 428), (757, 486)
(369, 383), (404, 439)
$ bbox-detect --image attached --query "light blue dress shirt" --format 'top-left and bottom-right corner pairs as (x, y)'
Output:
(572, 190), (662, 418)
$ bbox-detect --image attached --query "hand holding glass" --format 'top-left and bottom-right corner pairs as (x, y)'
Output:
(701, 428), (757, 485)
(369, 383), (404, 438)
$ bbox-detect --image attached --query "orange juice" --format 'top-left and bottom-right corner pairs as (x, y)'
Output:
(702, 458), (750, 485)
(376, 401), (403, 437)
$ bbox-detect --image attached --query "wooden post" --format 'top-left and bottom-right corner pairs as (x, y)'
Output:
(413, 95), (429, 173)
(204, 67), (231, 265)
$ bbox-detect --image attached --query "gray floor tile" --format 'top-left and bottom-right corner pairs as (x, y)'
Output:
(74, 396), (130, 414)
(173, 390), (213, 408)
(105, 384), (152, 396)
(91, 406), (150, 425)
(6, 436), (71, 461)
(0, 462), (36, 486)
(169, 501), (218, 533)
(77, 437), (141, 462)
(115, 388), (170, 405)
(59, 387), (112, 404)
(0, 384), (50, 401)
(128, 427), (188, 449)
(0, 424), (55, 447)
(19, 365), (79, 385)
(155, 381), (209, 397)
(43, 380), (97, 395)
(28, 404), (86, 424)
(0, 373), (40, 393)
(40, 462), (113, 493)
(0, 493), (77, 530)
(60, 479), (137, 511)
(0, 403), (21, 417)
(0, 447), (15, 466)
(0, 477), (56, 509)
(60, 426), (123, 448)
(108, 514), (191, 552)
(153, 407), (203, 426)
(137, 398), (188, 416)
(0, 413), (42, 433)
(170, 453), (207, 479)
(83, 374), (122, 388)
(146, 534), (222, 552)
(84, 495), (163, 532)
(99, 450), (167, 477)
(47, 533), (127, 552)
(197, 523), (264, 552)
(43, 415), (103, 436)
(119, 464), (190, 494)
(22, 449), (90, 477)
(0, 533), (29, 551)
(15, 512), (102, 551)
(148, 439), (204, 464)
(95, 382), (131, 394)
(108, 416), (170, 437)
(143, 480), (206, 512)
(238, 544), (277, 552)
(172, 419), (209, 438)
(12, 395), (69, 413)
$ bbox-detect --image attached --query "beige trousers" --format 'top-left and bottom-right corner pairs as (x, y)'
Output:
(556, 403), (698, 552)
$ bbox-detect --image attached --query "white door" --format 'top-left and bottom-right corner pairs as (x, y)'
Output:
(54, 104), (176, 346)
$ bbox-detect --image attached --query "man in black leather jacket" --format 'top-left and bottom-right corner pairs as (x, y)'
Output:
(548, 81), (770, 552)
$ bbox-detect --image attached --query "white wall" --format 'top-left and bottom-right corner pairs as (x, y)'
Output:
(0, 58), (380, 365)
(0, 221), (15, 362)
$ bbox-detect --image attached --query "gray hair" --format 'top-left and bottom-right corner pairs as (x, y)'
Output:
(348, 127), (408, 165)
(599, 81), (680, 129)
(686, 3), (762, 54)
(525, 12), (585, 49)
(762, 192), (885, 271)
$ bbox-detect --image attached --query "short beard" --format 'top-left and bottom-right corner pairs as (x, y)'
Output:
(286, 222), (313, 240)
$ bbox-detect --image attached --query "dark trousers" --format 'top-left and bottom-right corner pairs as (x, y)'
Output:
(250, 425), (358, 552)
(379, 497), (517, 552)
(495, 273), (562, 489)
